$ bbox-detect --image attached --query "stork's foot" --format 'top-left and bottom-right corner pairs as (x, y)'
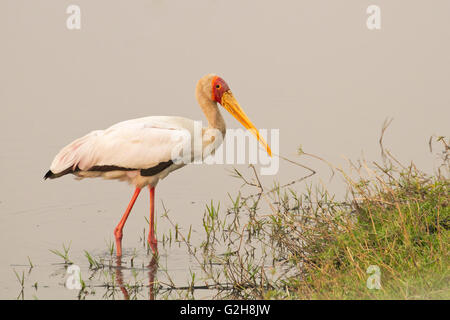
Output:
(114, 228), (123, 257)
(148, 236), (158, 256)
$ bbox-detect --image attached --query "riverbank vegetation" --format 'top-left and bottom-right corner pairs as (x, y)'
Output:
(178, 132), (449, 299)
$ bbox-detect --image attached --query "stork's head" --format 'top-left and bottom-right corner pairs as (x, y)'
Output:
(211, 76), (230, 105)
(196, 74), (272, 157)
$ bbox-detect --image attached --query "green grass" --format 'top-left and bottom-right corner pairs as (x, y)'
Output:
(284, 174), (449, 299)
(49, 242), (73, 265)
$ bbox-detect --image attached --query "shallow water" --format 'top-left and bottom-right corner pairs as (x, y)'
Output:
(1, 0), (449, 299)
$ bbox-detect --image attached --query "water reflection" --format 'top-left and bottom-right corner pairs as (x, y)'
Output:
(115, 256), (130, 300)
(147, 256), (158, 300)
(115, 255), (158, 300)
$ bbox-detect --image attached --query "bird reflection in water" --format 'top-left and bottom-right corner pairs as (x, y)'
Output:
(115, 255), (158, 300)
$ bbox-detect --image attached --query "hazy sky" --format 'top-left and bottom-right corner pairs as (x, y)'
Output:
(0, 0), (448, 298)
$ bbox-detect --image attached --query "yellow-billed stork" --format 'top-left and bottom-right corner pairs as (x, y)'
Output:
(44, 74), (271, 256)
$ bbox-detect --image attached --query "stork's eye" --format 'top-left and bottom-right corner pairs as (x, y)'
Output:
(216, 84), (221, 89)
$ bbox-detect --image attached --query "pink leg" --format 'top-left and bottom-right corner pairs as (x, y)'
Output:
(148, 186), (158, 255)
(114, 187), (141, 257)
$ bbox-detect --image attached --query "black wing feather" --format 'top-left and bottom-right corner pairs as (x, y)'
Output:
(43, 160), (174, 180)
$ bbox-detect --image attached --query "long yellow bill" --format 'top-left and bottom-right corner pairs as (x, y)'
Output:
(221, 91), (272, 157)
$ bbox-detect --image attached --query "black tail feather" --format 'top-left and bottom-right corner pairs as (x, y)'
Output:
(43, 167), (75, 180)
(43, 170), (55, 180)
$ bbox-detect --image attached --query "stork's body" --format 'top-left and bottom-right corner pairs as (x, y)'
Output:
(46, 116), (202, 187)
(45, 74), (271, 256)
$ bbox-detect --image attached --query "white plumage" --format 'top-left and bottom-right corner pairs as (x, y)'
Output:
(49, 116), (197, 188)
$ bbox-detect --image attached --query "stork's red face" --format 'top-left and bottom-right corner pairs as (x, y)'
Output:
(210, 76), (272, 157)
(211, 76), (230, 104)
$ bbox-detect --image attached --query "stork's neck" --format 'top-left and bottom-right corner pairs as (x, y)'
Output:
(196, 91), (226, 136)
